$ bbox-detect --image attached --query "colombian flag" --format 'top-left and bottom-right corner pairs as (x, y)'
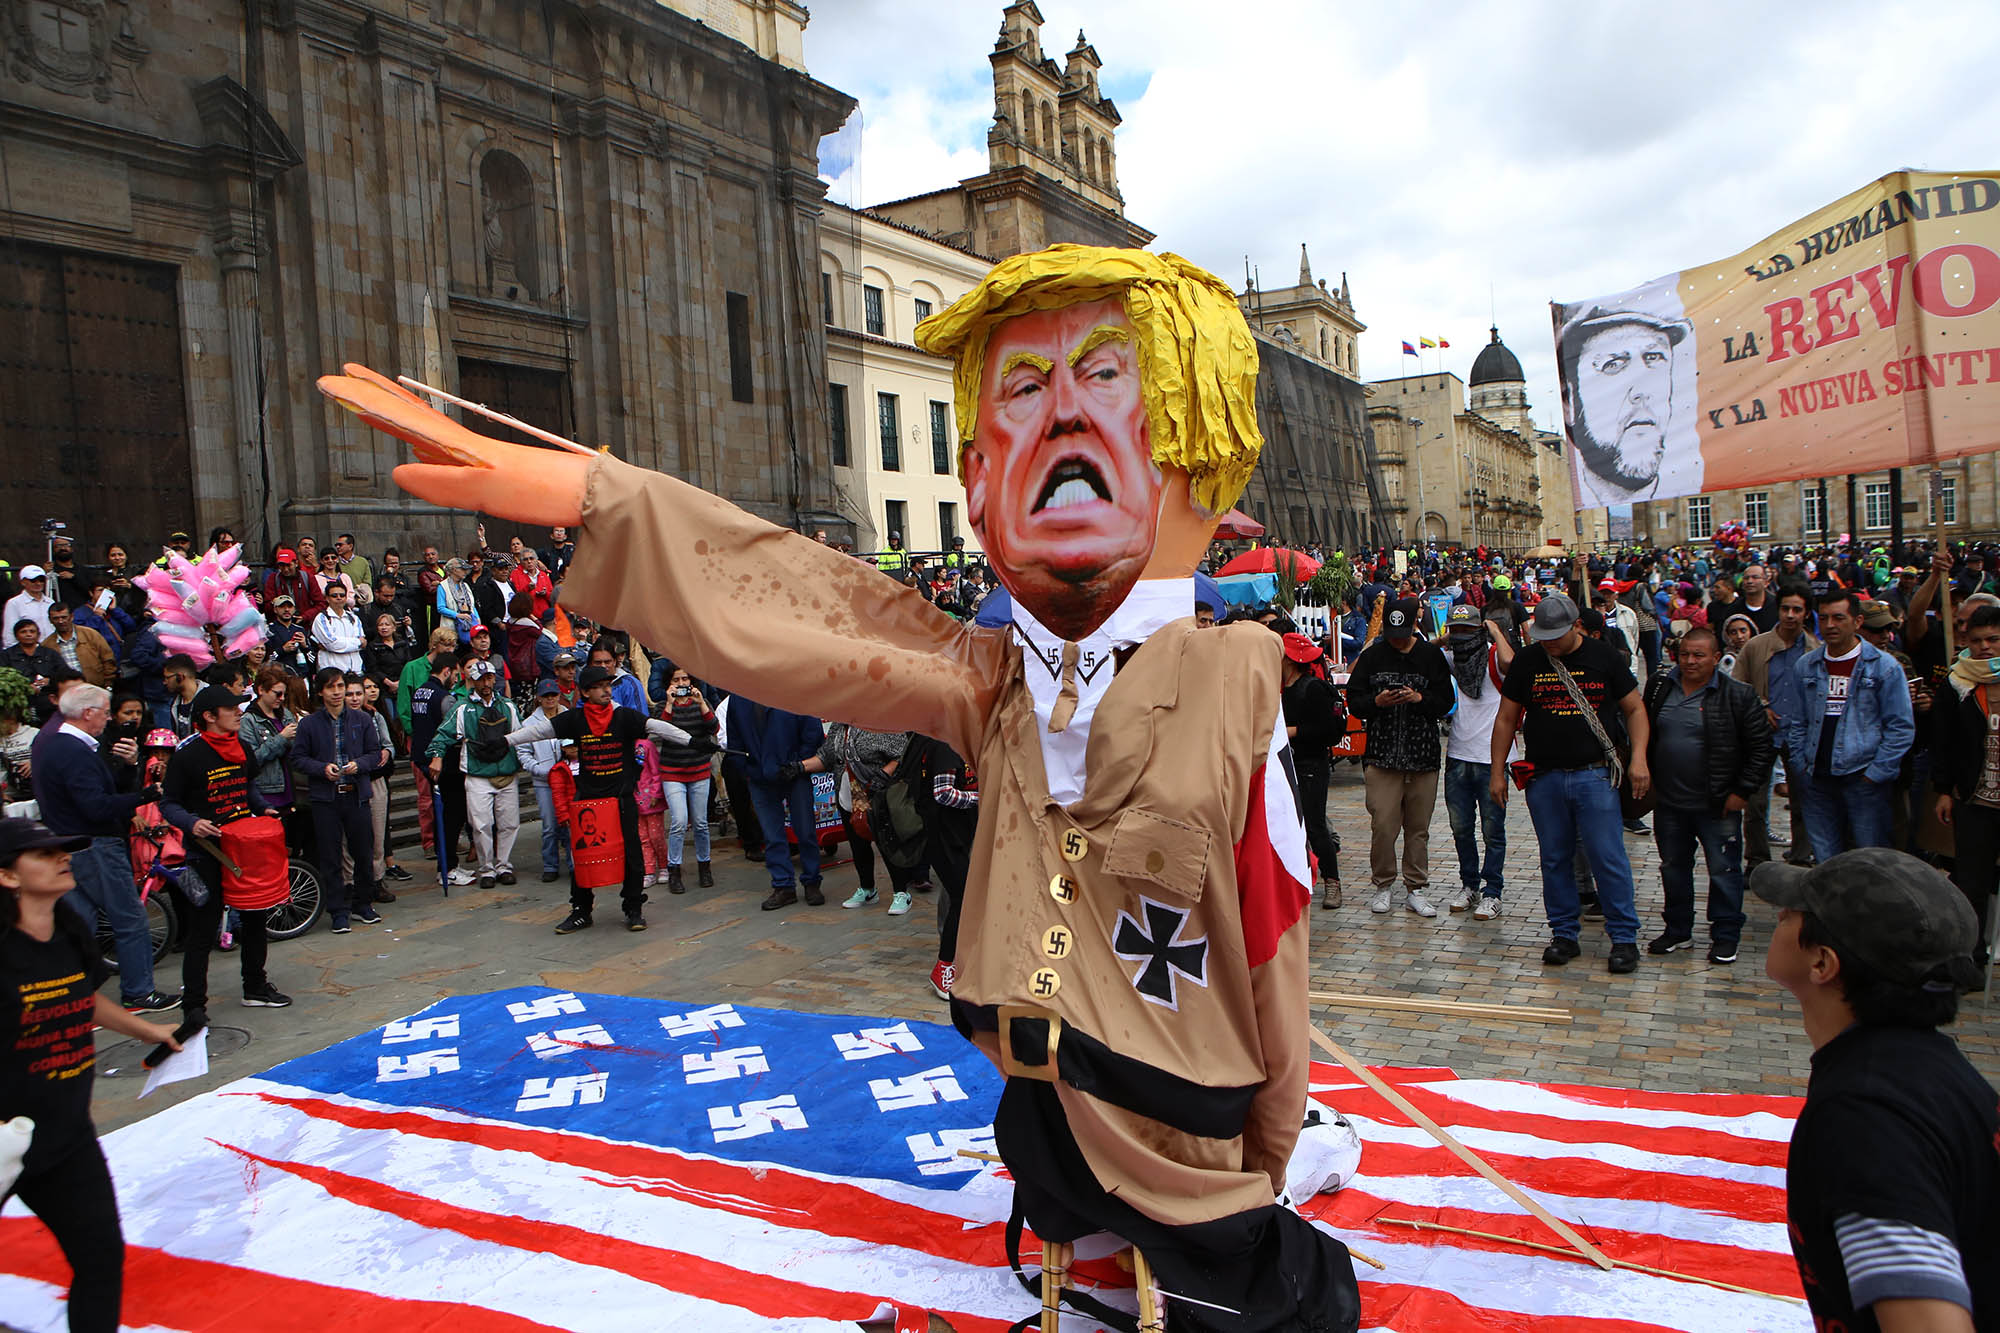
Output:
(1401, 341), (1418, 356)
(1420, 337), (1437, 349)
(1437, 337), (1451, 348)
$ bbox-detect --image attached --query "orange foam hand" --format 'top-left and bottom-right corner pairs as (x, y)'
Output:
(315, 364), (589, 527)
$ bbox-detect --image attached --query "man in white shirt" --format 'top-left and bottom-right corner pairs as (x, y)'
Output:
(1442, 606), (1514, 918)
(3, 565), (54, 640)
(310, 583), (365, 672)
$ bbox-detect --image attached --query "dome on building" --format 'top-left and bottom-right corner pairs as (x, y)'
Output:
(1468, 325), (1523, 386)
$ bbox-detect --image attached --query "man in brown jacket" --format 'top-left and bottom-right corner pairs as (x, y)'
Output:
(45, 602), (115, 689)
(321, 244), (1360, 1329)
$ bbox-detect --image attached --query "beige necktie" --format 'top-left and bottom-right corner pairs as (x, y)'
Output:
(1047, 641), (1081, 733)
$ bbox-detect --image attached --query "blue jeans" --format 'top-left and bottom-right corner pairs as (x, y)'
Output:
(1442, 759), (1505, 897)
(666, 777), (712, 866)
(533, 777), (570, 876)
(748, 778), (819, 888)
(63, 836), (155, 998)
(1522, 766), (1639, 944)
(1653, 804), (1745, 945)
(1798, 770), (1893, 859)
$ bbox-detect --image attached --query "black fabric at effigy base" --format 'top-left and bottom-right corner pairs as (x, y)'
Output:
(995, 1076), (1362, 1332)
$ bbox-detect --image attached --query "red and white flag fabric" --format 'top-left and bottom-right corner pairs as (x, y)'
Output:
(0, 990), (1810, 1331)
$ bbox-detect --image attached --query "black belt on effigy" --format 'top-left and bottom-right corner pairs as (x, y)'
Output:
(959, 1001), (1257, 1141)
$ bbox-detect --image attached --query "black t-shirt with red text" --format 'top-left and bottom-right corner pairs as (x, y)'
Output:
(1, 904), (109, 1174)
(550, 706), (648, 799)
(1500, 637), (1639, 772)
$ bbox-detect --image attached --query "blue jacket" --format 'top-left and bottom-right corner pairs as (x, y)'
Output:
(125, 624), (167, 706)
(30, 728), (152, 838)
(610, 670), (646, 714)
(735, 700), (824, 784)
(290, 706), (387, 802)
(1776, 641), (1916, 783)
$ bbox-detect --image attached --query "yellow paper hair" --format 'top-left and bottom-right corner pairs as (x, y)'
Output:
(913, 244), (1264, 517)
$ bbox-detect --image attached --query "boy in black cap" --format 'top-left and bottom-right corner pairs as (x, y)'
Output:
(506, 663), (707, 933)
(0, 817), (184, 1332)
(160, 684), (292, 1010)
(1753, 850), (1995, 1331)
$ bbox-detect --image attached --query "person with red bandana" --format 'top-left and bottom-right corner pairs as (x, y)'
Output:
(505, 664), (709, 935)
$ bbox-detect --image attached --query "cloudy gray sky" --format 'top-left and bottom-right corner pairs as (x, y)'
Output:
(803, 0), (2000, 427)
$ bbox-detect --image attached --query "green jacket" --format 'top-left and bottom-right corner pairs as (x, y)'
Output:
(428, 693), (523, 777)
(395, 653), (434, 733)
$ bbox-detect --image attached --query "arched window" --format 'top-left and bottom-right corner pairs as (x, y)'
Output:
(1084, 136), (1098, 182)
(1098, 135), (1113, 182)
(1042, 102), (1056, 157)
(479, 150), (540, 300)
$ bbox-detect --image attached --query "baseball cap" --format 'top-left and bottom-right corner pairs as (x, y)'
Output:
(466, 659), (497, 680)
(1527, 592), (1580, 643)
(1280, 631), (1321, 664)
(0, 817), (90, 864)
(168, 531), (191, 543)
(469, 623), (490, 636)
(272, 593), (295, 606)
(275, 547), (297, 564)
(1597, 577), (1619, 591)
(1383, 598), (1419, 640)
(1557, 304), (1692, 361)
(535, 677), (561, 696)
(552, 651), (578, 667)
(578, 664), (614, 688)
(1446, 604), (1482, 631)
(1491, 574), (1512, 591)
(1751, 849), (1979, 990)
(1860, 601), (1899, 630)
(190, 683), (243, 725)
(20, 565), (46, 580)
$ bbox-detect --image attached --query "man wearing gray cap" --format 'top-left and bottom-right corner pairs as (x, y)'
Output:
(1752, 850), (1995, 1332)
(1489, 592), (1650, 973)
(1557, 304), (1698, 507)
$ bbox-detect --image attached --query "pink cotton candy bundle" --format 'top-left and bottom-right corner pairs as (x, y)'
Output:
(138, 545), (268, 667)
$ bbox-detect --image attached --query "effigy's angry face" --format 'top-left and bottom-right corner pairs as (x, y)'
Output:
(966, 297), (1164, 638)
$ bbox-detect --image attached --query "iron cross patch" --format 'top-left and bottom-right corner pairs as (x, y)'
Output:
(1112, 897), (1210, 1010)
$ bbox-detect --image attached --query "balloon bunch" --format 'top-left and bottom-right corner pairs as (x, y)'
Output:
(135, 545), (268, 667)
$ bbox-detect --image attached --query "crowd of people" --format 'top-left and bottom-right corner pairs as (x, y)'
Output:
(4, 518), (1998, 1333)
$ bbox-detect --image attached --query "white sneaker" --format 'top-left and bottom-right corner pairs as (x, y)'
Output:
(843, 887), (878, 909)
(642, 872), (657, 888)
(1368, 889), (1393, 914)
(887, 890), (913, 916)
(1473, 896), (1501, 920)
(1404, 891), (1438, 918)
(447, 867), (477, 886)
(1445, 886), (1473, 913)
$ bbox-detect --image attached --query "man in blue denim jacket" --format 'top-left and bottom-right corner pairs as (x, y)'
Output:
(1776, 589), (1915, 859)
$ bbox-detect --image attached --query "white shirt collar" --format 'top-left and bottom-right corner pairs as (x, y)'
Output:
(1011, 577), (1193, 807)
(59, 722), (98, 748)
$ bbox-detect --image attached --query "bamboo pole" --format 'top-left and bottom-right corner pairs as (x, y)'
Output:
(395, 374), (599, 456)
(1307, 1022), (1615, 1270)
(1308, 991), (1570, 1024)
(1376, 1217), (1803, 1305)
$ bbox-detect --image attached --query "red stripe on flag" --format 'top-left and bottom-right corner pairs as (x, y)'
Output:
(0, 1217), (568, 1333)
(214, 1141), (1018, 1333)
(1236, 760), (1312, 968)
(1313, 1189), (1803, 1297)
(1343, 1082), (1790, 1171)
(248, 1090), (1014, 1266)
(1345, 1140), (1786, 1222)
(1360, 1278), (1697, 1333)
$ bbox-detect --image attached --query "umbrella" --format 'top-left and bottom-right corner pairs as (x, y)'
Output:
(1214, 508), (1265, 539)
(1525, 544), (1569, 559)
(1216, 547), (1321, 579)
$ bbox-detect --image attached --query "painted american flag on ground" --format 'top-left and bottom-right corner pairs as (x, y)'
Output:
(0, 988), (1811, 1332)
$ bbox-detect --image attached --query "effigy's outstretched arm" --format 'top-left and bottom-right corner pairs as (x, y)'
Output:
(318, 366), (1005, 755)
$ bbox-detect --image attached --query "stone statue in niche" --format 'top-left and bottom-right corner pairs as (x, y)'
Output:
(478, 150), (539, 300)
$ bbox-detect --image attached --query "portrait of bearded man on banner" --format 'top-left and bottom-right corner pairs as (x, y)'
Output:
(1556, 277), (1700, 509)
(318, 243), (1361, 1330)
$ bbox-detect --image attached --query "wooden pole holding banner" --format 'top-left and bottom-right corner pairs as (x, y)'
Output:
(1931, 468), (1956, 659)
(1306, 1022), (1616, 1270)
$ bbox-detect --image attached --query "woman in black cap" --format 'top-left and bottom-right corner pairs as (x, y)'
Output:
(1, 816), (183, 1333)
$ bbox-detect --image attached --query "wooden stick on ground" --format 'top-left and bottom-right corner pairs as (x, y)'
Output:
(1377, 1217), (1803, 1305)
(1308, 991), (1571, 1024)
(1307, 1022), (1615, 1270)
